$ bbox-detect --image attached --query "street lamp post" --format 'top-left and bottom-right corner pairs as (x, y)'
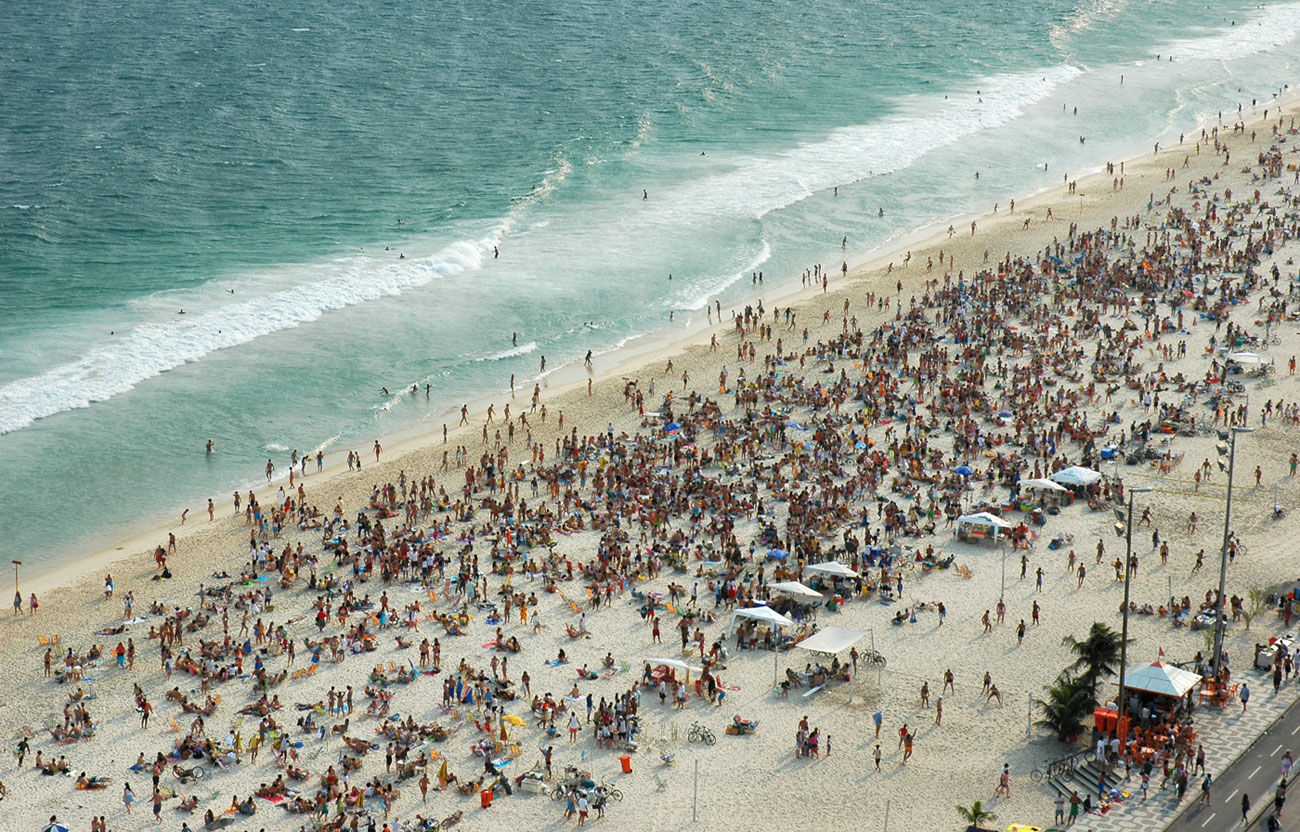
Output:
(1115, 486), (1153, 737)
(1211, 427), (1253, 678)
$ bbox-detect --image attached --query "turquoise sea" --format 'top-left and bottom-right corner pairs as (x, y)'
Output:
(2, 0), (1298, 571)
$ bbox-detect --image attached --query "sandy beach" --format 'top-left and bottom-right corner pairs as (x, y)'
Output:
(5, 93), (1300, 832)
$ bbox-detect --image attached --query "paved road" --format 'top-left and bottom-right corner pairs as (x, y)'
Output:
(1168, 694), (1300, 832)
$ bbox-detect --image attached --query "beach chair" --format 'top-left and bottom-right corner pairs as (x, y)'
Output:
(169, 716), (183, 733)
(388, 662), (399, 674)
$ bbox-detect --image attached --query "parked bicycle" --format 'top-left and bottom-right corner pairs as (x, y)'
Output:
(687, 721), (716, 745)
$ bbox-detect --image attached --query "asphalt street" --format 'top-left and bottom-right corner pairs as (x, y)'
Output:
(1168, 693), (1300, 832)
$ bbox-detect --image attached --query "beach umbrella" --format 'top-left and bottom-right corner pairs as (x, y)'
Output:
(954, 465), (974, 476)
(1049, 465), (1102, 486)
(1019, 477), (1068, 493)
(664, 422), (681, 432)
(43, 822), (70, 832)
(765, 549), (788, 560)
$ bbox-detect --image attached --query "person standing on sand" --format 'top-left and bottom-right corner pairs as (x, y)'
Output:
(122, 782), (135, 814)
(873, 709), (883, 738)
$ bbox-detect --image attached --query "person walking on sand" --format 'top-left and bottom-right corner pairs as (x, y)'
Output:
(873, 743), (882, 771)
(873, 709), (883, 738)
(122, 782), (135, 814)
(935, 695), (943, 725)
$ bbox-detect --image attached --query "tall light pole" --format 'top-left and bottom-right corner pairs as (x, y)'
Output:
(1211, 427), (1253, 678)
(1114, 485), (1153, 736)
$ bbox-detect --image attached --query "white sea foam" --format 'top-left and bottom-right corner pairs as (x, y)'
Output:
(1157, 1), (1300, 60)
(640, 65), (1084, 231)
(479, 341), (539, 361)
(0, 236), (493, 435)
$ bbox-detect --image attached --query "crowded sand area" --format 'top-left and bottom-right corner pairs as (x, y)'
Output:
(4, 94), (1300, 832)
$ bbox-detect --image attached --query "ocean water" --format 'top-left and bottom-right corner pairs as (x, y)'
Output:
(1, 0), (1298, 570)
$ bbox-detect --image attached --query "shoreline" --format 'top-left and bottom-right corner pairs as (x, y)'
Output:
(17, 86), (1300, 599)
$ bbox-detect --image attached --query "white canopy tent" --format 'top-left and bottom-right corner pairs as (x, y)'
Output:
(730, 606), (796, 629)
(804, 561), (859, 579)
(645, 658), (704, 679)
(796, 626), (872, 702)
(956, 511), (1013, 541)
(1019, 477), (1068, 493)
(1112, 661), (1203, 699)
(1226, 352), (1262, 365)
(730, 606), (796, 685)
(768, 580), (823, 601)
(1050, 465), (1102, 487)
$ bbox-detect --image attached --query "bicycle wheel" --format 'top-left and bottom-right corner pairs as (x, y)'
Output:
(704, 731), (716, 746)
(550, 787), (565, 801)
(872, 654), (888, 668)
(1029, 769), (1044, 783)
(608, 788), (623, 801)
(1083, 750), (1097, 765)
(687, 728), (701, 743)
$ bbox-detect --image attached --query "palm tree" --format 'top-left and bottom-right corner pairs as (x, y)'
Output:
(956, 800), (998, 830)
(1062, 622), (1126, 707)
(1036, 673), (1091, 741)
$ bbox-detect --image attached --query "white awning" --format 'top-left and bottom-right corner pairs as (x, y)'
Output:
(795, 626), (871, 655)
(768, 580), (823, 600)
(1050, 465), (1102, 486)
(804, 561), (859, 579)
(1112, 661), (1202, 698)
(730, 606), (795, 629)
(1226, 352), (1262, 365)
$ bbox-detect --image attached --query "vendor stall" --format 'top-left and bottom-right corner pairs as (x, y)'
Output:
(955, 511), (1013, 543)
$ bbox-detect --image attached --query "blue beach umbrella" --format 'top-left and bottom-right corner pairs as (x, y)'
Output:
(766, 549), (788, 561)
(664, 422), (681, 432)
(954, 465), (974, 476)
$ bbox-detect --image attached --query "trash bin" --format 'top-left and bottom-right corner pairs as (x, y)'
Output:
(480, 789), (493, 808)
(619, 754), (632, 774)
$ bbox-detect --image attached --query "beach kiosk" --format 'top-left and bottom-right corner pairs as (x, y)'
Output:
(1103, 661), (1202, 733)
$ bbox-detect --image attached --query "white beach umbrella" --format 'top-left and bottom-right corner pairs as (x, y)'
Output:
(1049, 465), (1102, 486)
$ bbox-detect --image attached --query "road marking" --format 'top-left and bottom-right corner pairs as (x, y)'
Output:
(1293, 723), (1300, 736)
(1227, 789), (1239, 802)
(1201, 812), (1217, 827)
(1273, 743), (1285, 755)
(1249, 765), (1262, 778)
